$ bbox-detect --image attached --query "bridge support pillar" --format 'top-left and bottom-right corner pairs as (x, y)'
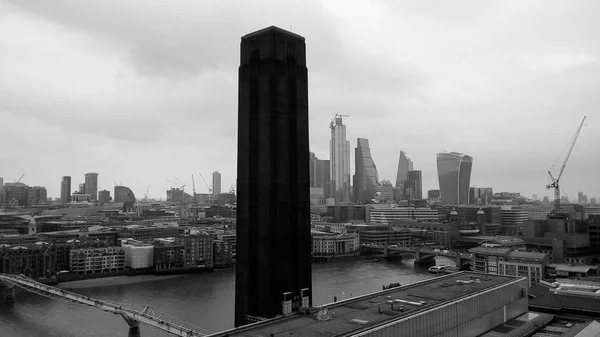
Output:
(0, 282), (15, 304)
(127, 326), (140, 337)
(414, 259), (435, 267)
(120, 313), (140, 337)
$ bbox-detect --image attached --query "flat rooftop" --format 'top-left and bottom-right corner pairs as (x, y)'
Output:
(215, 272), (522, 337)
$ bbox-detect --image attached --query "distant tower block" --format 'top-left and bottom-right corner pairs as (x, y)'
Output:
(84, 172), (98, 201)
(235, 26), (312, 327)
(212, 171), (221, 196)
(61, 176), (71, 204)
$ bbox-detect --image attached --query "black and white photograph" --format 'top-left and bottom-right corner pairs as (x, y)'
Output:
(1, 1), (599, 336)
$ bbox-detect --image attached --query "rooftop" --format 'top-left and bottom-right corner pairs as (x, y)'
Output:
(547, 264), (599, 273)
(215, 272), (523, 337)
(469, 247), (548, 260)
(459, 236), (525, 246)
(241, 25), (305, 41)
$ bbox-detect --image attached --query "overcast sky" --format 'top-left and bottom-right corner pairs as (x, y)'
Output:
(1, 0), (599, 201)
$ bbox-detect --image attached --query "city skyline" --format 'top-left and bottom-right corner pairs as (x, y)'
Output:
(1, 1), (599, 200)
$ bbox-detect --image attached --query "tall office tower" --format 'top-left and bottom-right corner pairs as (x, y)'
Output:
(437, 152), (473, 205)
(428, 189), (441, 201)
(330, 116), (351, 202)
(395, 150), (413, 188)
(309, 152), (331, 197)
(212, 171), (222, 196)
(235, 26), (311, 326)
(470, 187), (494, 205)
(98, 190), (111, 205)
(0, 177), (4, 204)
(353, 138), (379, 202)
(408, 170), (423, 200)
(84, 172), (98, 201)
(78, 183), (85, 193)
(60, 176), (71, 204)
(27, 186), (47, 205)
(114, 186), (136, 203)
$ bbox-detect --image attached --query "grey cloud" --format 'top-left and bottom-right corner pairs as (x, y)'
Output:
(7, 0), (348, 79)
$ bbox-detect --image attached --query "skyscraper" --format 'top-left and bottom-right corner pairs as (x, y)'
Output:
(353, 138), (379, 202)
(98, 190), (111, 205)
(27, 186), (47, 205)
(114, 186), (136, 203)
(78, 183), (85, 193)
(437, 152), (473, 205)
(212, 171), (221, 196)
(309, 152), (330, 197)
(235, 26), (311, 326)
(0, 177), (4, 204)
(330, 116), (351, 202)
(60, 176), (71, 204)
(84, 172), (98, 201)
(408, 170), (423, 200)
(395, 150), (413, 188)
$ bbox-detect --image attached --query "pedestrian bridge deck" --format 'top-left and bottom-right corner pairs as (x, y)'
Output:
(0, 273), (208, 337)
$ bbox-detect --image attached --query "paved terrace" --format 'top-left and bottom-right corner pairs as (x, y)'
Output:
(212, 272), (519, 337)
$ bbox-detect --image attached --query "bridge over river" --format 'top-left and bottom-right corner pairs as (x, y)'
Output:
(0, 273), (210, 337)
(360, 244), (473, 269)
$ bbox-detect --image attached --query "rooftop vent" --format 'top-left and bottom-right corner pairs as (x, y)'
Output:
(350, 319), (369, 325)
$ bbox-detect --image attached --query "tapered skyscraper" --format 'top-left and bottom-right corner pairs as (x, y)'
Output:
(235, 26), (311, 327)
(395, 150), (413, 187)
(437, 152), (473, 205)
(330, 116), (351, 202)
(353, 138), (379, 202)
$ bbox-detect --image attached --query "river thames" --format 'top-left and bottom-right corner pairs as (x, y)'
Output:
(0, 257), (451, 336)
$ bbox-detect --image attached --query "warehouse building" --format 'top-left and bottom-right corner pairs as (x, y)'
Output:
(213, 272), (529, 337)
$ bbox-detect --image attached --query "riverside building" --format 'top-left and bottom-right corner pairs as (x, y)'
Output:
(469, 246), (548, 286)
(69, 246), (125, 275)
(235, 26), (312, 326)
(214, 272), (530, 337)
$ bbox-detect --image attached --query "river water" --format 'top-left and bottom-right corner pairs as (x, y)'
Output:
(0, 257), (451, 336)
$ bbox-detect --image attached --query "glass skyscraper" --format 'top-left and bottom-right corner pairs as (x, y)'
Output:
(212, 171), (221, 196)
(436, 152), (473, 205)
(60, 176), (71, 204)
(353, 138), (379, 202)
(330, 116), (351, 202)
(84, 172), (98, 201)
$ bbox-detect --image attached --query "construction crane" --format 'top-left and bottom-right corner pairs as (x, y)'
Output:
(143, 185), (151, 203)
(546, 116), (586, 213)
(329, 113), (351, 129)
(199, 173), (212, 194)
(191, 175), (198, 222)
(15, 174), (25, 183)
(165, 178), (176, 189)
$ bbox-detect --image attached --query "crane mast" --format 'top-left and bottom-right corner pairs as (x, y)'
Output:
(546, 116), (586, 212)
(15, 174), (25, 183)
(191, 175), (198, 223)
